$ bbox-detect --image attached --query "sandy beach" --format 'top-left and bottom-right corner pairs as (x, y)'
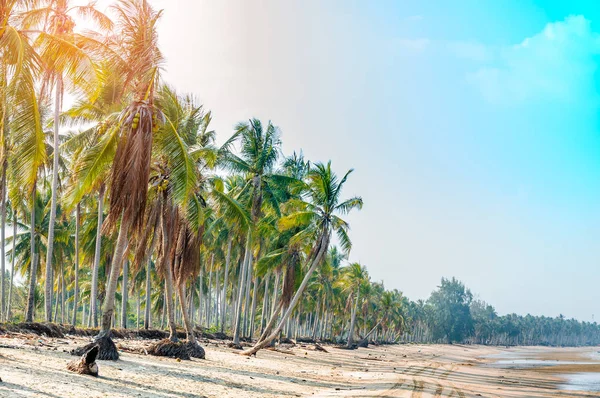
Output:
(0, 332), (599, 398)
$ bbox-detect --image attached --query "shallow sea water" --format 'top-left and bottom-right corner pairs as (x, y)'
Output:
(488, 350), (600, 392)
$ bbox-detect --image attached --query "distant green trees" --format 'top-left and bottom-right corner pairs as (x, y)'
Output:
(427, 277), (473, 343)
(398, 277), (600, 347)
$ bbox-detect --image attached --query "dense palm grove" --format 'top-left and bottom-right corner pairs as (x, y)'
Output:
(1, 0), (599, 359)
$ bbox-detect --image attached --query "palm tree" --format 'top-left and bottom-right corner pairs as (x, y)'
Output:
(21, 0), (111, 322)
(63, 61), (129, 327)
(1, 0), (46, 321)
(242, 161), (363, 355)
(70, 0), (163, 360)
(342, 262), (368, 348)
(220, 118), (296, 346)
(146, 84), (214, 345)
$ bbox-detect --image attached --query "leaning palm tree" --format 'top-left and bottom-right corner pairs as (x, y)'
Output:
(242, 161), (363, 355)
(21, 0), (111, 321)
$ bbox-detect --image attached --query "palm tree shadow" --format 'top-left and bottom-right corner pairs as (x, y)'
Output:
(0, 381), (64, 398)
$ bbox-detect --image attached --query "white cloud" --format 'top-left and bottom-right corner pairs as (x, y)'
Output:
(468, 15), (600, 104)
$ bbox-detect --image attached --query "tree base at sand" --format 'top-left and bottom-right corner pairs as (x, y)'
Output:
(147, 339), (205, 360)
(67, 345), (99, 376)
(72, 335), (119, 361)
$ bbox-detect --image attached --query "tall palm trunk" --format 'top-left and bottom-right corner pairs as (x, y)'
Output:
(197, 271), (203, 325)
(99, 216), (130, 336)
(242, 232), (329, 356)
(206, 254), (213, 327)
(144, 258), (152, 329)
(72, 204), (80, 325)
(347, 290), (360, 348)
(242, 255), (253, 337)
(25, 188), (37, 322)
(60, 260), (65, 323)
(6, 211), (16, 320)
(164, 256), (177, 340)
(270, 269), (280, 318)
(177, 281), (196, 343)
(220, 235), (232, 332)
(214, 266), (220, 330)
(160, 283), (166, 329)
(161, 204), (177, 341)
(53, 270), (60, 321)
(136, 289), (140, 328)
(260, 271), (270, 333)
(0, 160), (6, 321)
(142, 227), (158, 329)
(188, 283), (194, 326)
(44, 77), (63, 322)
(91, 185), (105, 327)
(249, 275), (258, 338)
(233, 230), (252, 345)
(121, 260), (128, 328)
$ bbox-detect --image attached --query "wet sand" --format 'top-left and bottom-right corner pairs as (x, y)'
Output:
(0, 333), (599, 397)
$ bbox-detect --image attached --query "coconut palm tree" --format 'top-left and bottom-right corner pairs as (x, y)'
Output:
(68, 0), (163, 360)
(242, 161), (363, 355)
(342, 262), (368, 348)
(1, 0), (46, 321)
(63, 61), (129, 327)
(220, 118), (298, 346)
(21, 0), (111, 322)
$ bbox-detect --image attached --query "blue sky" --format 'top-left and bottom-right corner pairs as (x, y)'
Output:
(93, 0), (600, 320)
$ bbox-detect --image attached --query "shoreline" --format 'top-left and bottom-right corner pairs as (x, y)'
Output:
(0, 331), (599, 397)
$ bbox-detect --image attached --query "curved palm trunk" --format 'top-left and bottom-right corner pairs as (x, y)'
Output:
(220, 235), (232, 332)
(72, 204), (80, 325)
(257, 300), (283, 344)
(44, 77), (62, 322)
(25, 188), (36, 322)
(233, 230), (252, 345)
(90, 186), (105, 327)
(362, 317), (385, 342)
(242, 232), (329, 356)
(99, 216), (130, 336)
